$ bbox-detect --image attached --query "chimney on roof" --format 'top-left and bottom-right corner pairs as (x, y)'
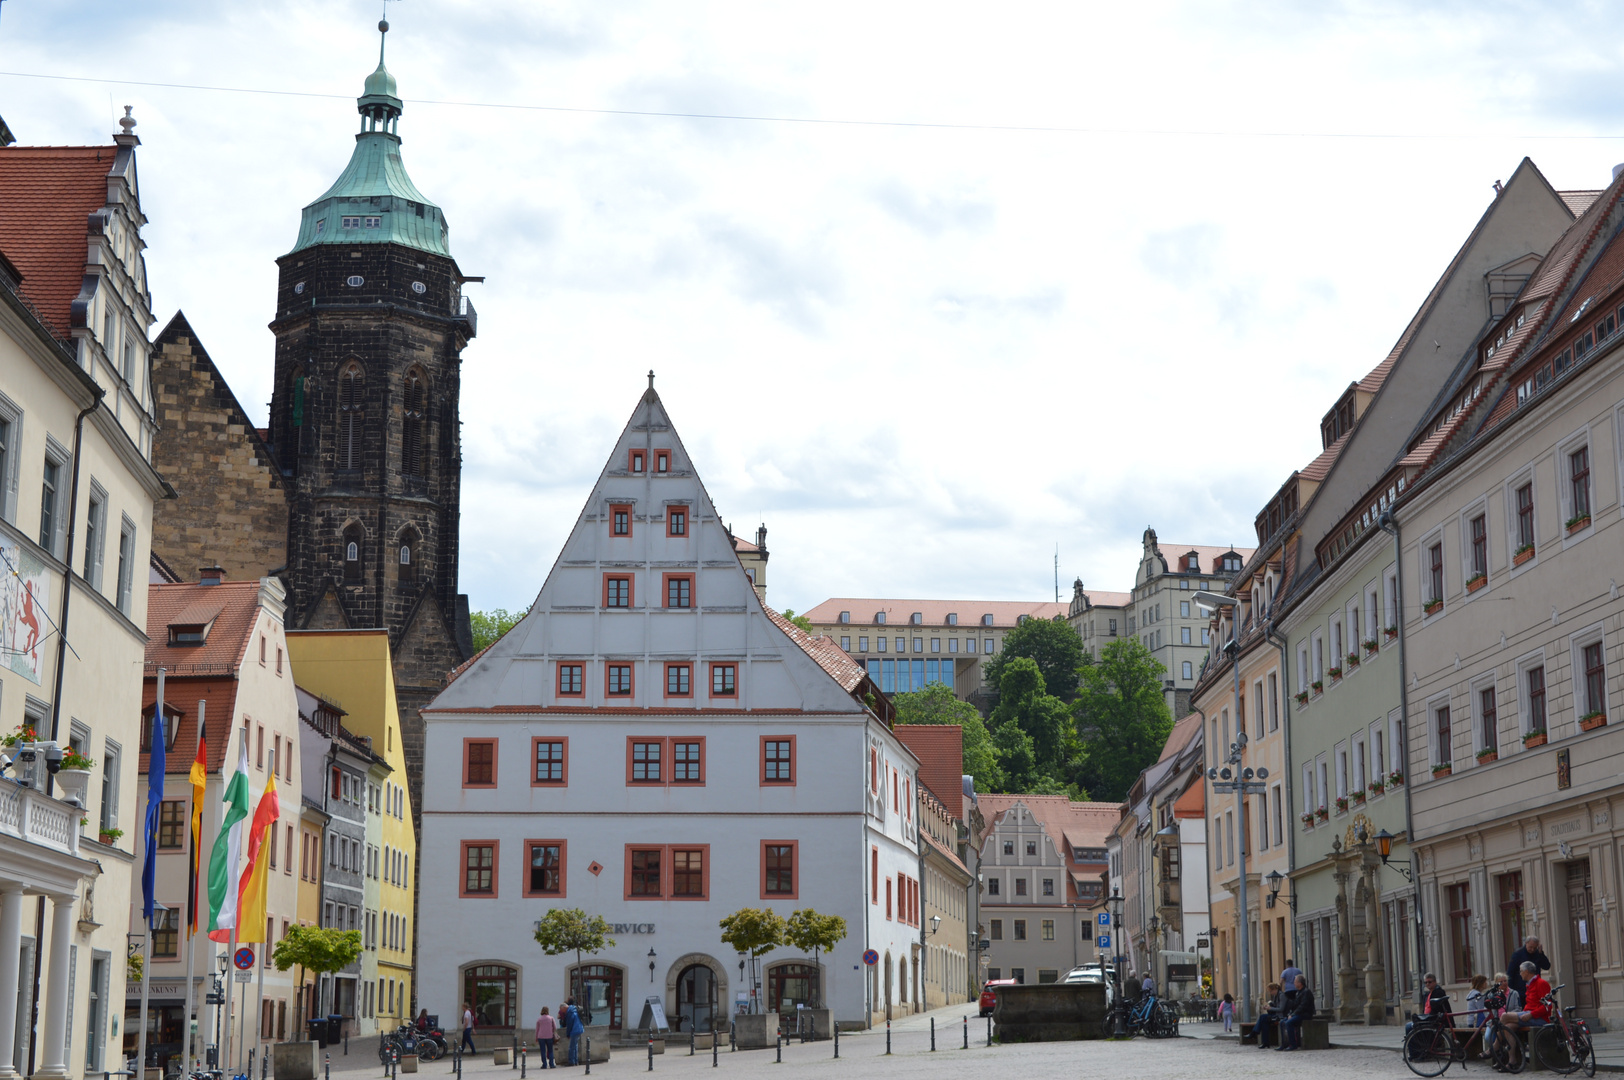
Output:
(199, 565), (224, 586)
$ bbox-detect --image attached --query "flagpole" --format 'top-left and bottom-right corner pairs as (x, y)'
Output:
(136, 918), (154, 1080)
(181, 920), (197, 1080)
(225, 928), (237, 1077)
(135, 666), (165, 1080)
(180, 697), (206, 1080)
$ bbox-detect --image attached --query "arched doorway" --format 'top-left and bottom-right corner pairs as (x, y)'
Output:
(462, 964), (518, 1029)
(570, 965), (624, 1030)
(765, 963), (819, 1014)
(898, 956), (908, 1013)
(676, 964), (717, 1033)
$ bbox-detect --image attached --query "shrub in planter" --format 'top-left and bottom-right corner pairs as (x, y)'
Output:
(1384, 626), (1399, 641)
(1466, 573), (1487, 593)
(1566, 514), (1591, 534)
(1300, 813), (1315, 829)
(1387, 770), (1404, 787)
(1423, 598), (1444, 616)
(1295, 691), (1309, 706)
(1352, 789), (1366, 804)
(59, 749), (96, 771)
(1364, 638), (1379, 654)
(1514, 543), (1535, 566)
(1346, 652), (1360, 668)
(1334, 796), (1350, 814)
(1476, 747), (1498, 763)
(1368, 780), (1386, 796)
(1311, 680), (1324, 694)
(1314, 805), (1329, 821)
(1328, 667), (1343, 681)
(1579, 710), (1607, 732)
(1431, 762), (1453, 777)
(1522, 729), (1547, 748)
(98, 827), (124, 844)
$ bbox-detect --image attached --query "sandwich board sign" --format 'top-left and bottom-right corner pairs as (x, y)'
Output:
(636, 995), (670, 1033)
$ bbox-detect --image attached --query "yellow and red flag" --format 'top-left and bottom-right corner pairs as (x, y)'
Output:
(232, 771), (280, 943)
(186, 730), (207, 935)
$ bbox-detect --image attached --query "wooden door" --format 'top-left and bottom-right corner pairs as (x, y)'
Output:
(1566, 861), (1597, 1012)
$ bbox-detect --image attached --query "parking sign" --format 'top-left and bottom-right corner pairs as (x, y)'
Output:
(1097, 934), (1111, 950)
(1097, 913), (1110, 926)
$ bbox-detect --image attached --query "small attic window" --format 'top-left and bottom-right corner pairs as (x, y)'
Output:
(1571, 297), (1592, 323)
(169, 623), (209, 646)
(839, 611), (850, 624)
(946, 613), (958, 626)
(315, 220), (326, 235)
(346, 275), (364, 287)
(982, 613), (994, 626)
(342, 216), (362, 229)
(1017, 615), (1029, 625)
(875, 612), (887, 625)
(364, 217), (381, 229)
(910, 612), (922, 625)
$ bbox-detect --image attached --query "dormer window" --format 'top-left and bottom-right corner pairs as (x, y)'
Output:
(169, 624), (208, 645)
(1187, 554), (1199, 572)
(982, 614), (994, 627)
(946, 613), (957, 626)
(875, 612), (887, 625)
(910, 612), (922, 625)
(315, 220), (326, 235)
(342, 216), (362, 229)
(364, 217), (381, 229)
(839, 611), (851, 624)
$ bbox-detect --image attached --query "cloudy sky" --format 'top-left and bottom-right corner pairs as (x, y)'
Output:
(4, 1), (1619, 614)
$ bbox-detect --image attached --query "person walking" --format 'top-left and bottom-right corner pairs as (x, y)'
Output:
(564, 998), (585, 1067)
(1218, 993), (1234, 1033)
(1277, 975), (1315, 1051)
(1505, 937), (1550, 1001)
(535, 1008), (557, 1069)
(461, 1002), (477, 1055)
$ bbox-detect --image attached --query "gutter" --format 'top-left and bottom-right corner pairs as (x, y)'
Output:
(1262, 616), (1299, 960)
(1377, 509), (1422, 975)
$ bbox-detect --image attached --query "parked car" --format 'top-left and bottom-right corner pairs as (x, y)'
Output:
(1062, 966), (1115, 1009)
(979, 978), (1017, 1017)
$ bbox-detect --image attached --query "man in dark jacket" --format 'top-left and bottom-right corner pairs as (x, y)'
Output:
(1506, 937), (1550, 1000)
(1277, 976), (1315, 1051)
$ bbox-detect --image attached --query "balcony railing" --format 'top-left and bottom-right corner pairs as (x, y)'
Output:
(454, 295), (477, 337)
(0, 781), (82, 858)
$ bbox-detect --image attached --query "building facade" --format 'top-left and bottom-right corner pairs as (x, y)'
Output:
(0, 113), (169, 1080)
(418, 386), (923, 1036)
(1128, 531), (1253, 719)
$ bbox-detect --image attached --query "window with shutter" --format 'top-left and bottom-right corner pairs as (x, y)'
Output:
(339, 364), (364, 470)
(403, 370), (426, 475)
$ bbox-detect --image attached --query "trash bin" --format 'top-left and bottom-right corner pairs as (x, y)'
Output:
(327, 1015), (344, 1045)
(307, 1019), (327, 1048)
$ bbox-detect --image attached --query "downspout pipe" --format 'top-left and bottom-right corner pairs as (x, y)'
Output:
(1262, 616), (1299, 962)
(1377, 508), (1423, 977)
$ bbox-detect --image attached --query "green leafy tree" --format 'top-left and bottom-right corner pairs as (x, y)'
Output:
(784, 910), (847, 1007)
(469, 607), (531, 653)
(982, 616), (1084, 701)
(892, 683), (1004, 791)
(991, 721), (1039, 791)
(988, 658), (1076, 777)
(273, 925), (364, 1035)
(534, 908), (617, 1007)
(718, 907), (787, 1013)
(1070, 638), (1174, 802)
(780, 609), (814, 633)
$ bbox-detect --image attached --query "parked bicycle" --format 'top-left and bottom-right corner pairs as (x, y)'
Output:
(380, 1023), (442, 1065)
(1529, 984), (1595, 1077)
(1120, 993), (1178, 1038)
(1402, 999), (1522, 1077)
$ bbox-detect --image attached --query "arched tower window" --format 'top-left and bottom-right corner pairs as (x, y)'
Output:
(343, 525), (364, 584)
(338, 363), (364, 471)
(403, 369), (426, 475)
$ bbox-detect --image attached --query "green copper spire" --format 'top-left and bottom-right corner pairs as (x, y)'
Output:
(288, 19), (451, 257)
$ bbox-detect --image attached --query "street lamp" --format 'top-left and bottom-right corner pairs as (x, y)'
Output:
(1195, 588), (1262, 1025)
(929, 915), (941, 936)
(1374, 829), (1413, 880)
(648, 947), (657, 983)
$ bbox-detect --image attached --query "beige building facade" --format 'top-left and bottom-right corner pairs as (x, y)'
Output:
(1128, 530), (1253, 718)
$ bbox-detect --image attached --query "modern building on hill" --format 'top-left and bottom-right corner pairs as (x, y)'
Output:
(285, 629), (416, 1031)
(802, 598), (1067, 708)
(417, 384), (924, 1036)
(133, 572), (302, 1071)
(974, 796), (1116, 985)
(0, 107), (170, 1080)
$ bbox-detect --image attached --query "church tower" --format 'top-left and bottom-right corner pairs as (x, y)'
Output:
(267, 20), (475, 789)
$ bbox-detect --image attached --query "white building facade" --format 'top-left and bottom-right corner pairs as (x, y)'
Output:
(419, 387), (920, 1037)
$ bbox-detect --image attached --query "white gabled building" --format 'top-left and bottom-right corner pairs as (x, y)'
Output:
(419, 385), (921, 1038)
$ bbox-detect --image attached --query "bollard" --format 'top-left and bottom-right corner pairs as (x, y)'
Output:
(648, 1037), (654, 1072)
(731, 1023), (737, 1052)
(986, 1015), (992, 1046)
(263, 1048), (270, 1080)
(584, 1036), (591, 1076)
(931, 1017), (936, 1051)
(962, 1015), (968, 1049)
(345, 1031), (350, 1057)
(689, 1031), (695, 1057)
(521, 1046), (527, 1079)
(513, 1037), (519, 1071)
(775, 1031), (781, 1064)
(324, 1053), (330, 1080)
(712, 1026), (718, 1068)
(833, 1023), (839, 1059)
(885, 1020), (891, 1056)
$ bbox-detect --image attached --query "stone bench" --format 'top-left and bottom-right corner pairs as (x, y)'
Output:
(1240, 1017), (1329, 1049)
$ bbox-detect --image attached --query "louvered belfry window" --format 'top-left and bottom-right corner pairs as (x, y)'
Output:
(338, 364), (364, 470)
(403, 371), (425, 475)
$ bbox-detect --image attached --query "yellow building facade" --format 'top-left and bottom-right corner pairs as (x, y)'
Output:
(285, 630), (417, 1025)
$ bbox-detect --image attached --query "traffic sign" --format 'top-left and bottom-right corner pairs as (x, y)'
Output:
(233, 947), (255, 970)
(1096, 934), (1111, 950)
(1097, 913), (1111, 926)
(862, 949), (878, 966)
(233, 971), (252, 983)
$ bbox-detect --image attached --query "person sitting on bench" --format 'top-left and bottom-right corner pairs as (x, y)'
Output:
(1254, 984), (1283, 1050)
(1277, 975), (1315, 1051)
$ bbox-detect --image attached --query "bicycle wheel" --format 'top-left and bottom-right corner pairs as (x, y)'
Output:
(1403, 1025), (1453, 1078)
(419, 1041), (442, 1063)
(1533, 1025), (1580, 1075)
(1573, 1027), (1595, 1078)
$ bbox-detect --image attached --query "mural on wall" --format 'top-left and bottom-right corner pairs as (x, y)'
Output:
(0, 535), (50, 684)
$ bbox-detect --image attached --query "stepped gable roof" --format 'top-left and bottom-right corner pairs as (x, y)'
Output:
(975, 793), (1120, 855)
(894, 724), (966, 819)
(1154, 711), (1202, 766)
(427, 384), (884, 719)
(0, 145), (112, 339)
(804, 597), (1066, 626)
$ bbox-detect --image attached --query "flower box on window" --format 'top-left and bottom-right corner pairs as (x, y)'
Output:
(1431, 762), (1452, 778)
(1328, 667), (1343, 682)
(1334, 796), (1350, 814)
(1513, 544), (1536, 567)
(1346, 652), (1361, 669)
(1314, 805), (1329, 822)
(1423, 598), (1444, 616)
(1566, 514), (1591, 535)
(1384, 626), (1399, 641)
(97, 827), (124, 845)
(1476, 747), (1498, 764)
(1295, 690), (1310, 706)
(1368, 779), (1386, 796)
(1580, 710), (1607, 732)
(1300, 812), (1315, 830)
(1311, 680), (1324, 694)
(1352, 789), (1367, 805)
(1364, 638), (1379, 655)
(1522, 729), (1547, 748)
(1466, 574), (1487, 594)
(1387, 769), (1404, 787)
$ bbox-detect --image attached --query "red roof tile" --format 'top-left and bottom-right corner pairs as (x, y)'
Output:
(1155, 711), (1202, 765)
(145, 580), (263, 674)
(804, 597), (1067, 627)
(894, 724), (965, 819)
(975, 794), (1120, 862)
(764, 607), (868, 694)
(1298, 433), (1350, 482)
(0, 145), (111, 339)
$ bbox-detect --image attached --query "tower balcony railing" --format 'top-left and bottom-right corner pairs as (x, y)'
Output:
(454, 295), (477, 337)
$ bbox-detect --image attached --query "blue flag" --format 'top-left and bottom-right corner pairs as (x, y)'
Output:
(143, 707), (165, 927)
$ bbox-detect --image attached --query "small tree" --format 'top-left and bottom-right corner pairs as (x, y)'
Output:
(273, 926), (363, 1036)
(534, 908), (616, 1017)
(784, 910), (847, 1007)
(718, 908), (786, 1014)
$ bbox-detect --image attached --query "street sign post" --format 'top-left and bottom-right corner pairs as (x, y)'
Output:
(1097, 913), (1110, 926)
(233, 948), (254, 971)
(1096, 934), (1111, 950)
(862, 949), (878, 967)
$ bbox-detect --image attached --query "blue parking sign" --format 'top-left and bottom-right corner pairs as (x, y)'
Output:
(1097, 934), (1111, 949)
(1097, 912), (1110, 926)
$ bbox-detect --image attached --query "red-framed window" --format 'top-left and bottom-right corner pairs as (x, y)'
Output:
(870, 749), (878, 792)
(524, 840), (567, 897)
(610, 504), (632, 537)
(629, 739), (663, 783)
(1570, 446), (1591, 521)
(760, 736), (795, 785)
(330, 766), (342, 799)
(1583, 642), (1606, 718)
(460, 841), (498, 898)
(665, 662), (693, 698)
(762, 840), (798, 899)
(606, 663), (635, 698)
(1516, 483), (1535, 550)
(672, 739), (704, 782)
(667, 508), (687, 537)
(891, 768), (899, 812)
(463, 739), (497, 788)
(557, 663), (585, 697)
(885, 877), (892, 920)
(663, 573), (694, 609)
(871, 847), (879, 903)
(708, 662), (737, 699)
(532, 737), (568, 785)
(623, 844), (710, 900)
(629, 450), (646, 473)
(655, 450), (670, 473)
(604, 574), (634, 608)
(625, 737), (705, 784)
